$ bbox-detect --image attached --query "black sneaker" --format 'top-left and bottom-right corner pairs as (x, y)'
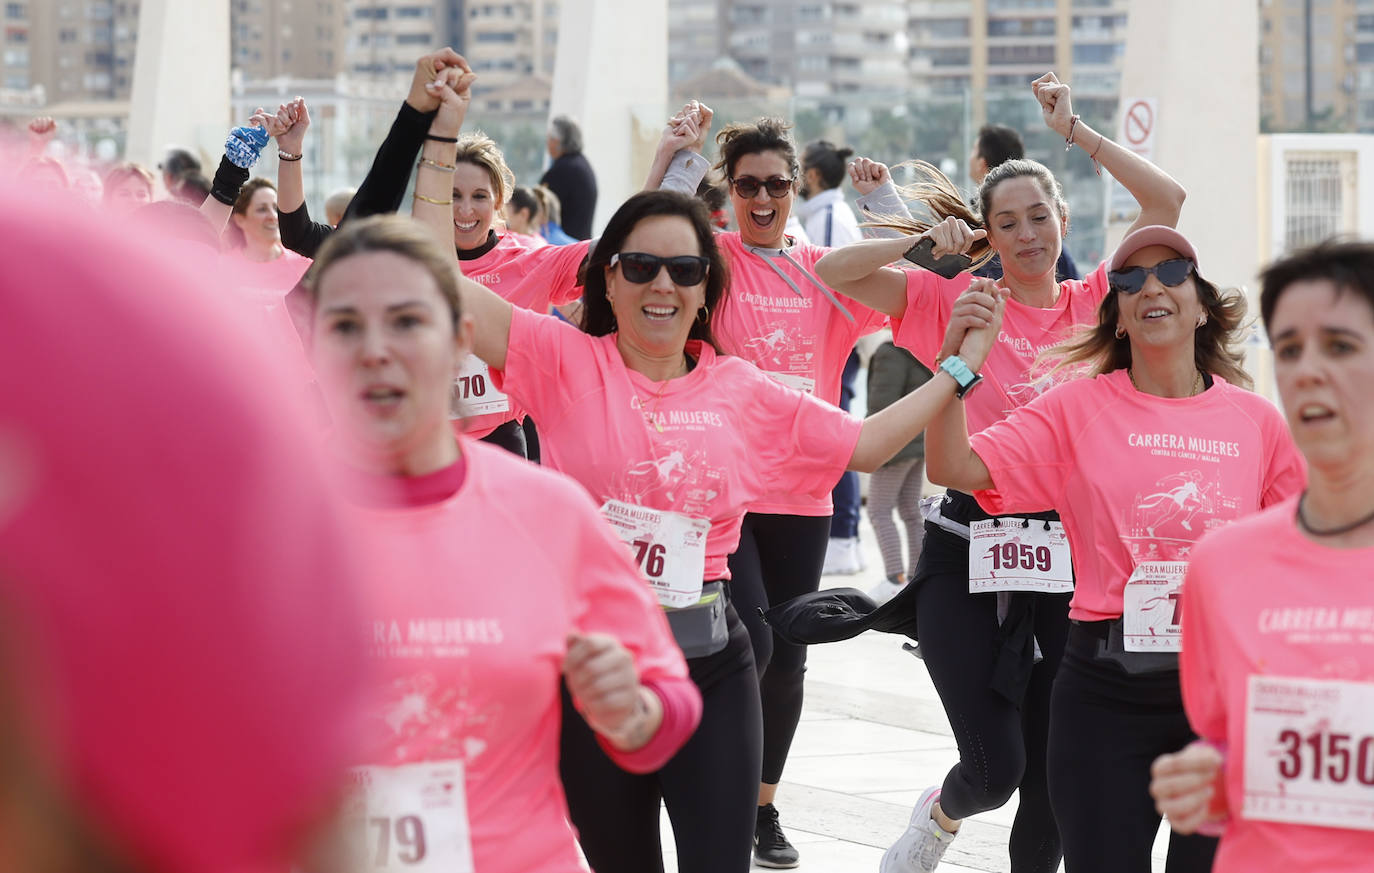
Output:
(754, 803), (800, 868)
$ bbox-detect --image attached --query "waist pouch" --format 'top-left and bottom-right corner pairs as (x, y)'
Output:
(1092, 618), (1179, 675)
(665, 582), (728, 659)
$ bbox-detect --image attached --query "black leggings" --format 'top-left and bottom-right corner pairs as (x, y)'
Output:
(913, 521), (1070, 873)
(560, 603), (762, 873)
(477, 418), (526, 457)
(729, 511), (831, 785)
(1048, 626), (1218, 873)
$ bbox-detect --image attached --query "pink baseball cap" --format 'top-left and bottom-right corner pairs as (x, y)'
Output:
(0, 179), (367, 873)
(1108, 225), (1201, 273)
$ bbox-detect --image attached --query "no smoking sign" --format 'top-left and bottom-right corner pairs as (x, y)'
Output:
(1119, 97), (1158, 156)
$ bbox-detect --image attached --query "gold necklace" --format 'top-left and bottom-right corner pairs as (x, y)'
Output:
(1128, 368), (1203, 397)
(637, 380), (670, 432)
(633, 357), (690, 433)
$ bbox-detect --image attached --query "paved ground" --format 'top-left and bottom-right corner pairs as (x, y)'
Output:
(658, 523), (1176, 873)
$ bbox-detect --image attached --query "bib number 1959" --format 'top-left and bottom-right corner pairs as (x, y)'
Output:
(968, 518), (1073, 594)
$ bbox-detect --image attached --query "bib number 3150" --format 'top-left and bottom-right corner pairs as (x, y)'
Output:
(1244, 675), (1374, 832)
(347, 761), (474, 873)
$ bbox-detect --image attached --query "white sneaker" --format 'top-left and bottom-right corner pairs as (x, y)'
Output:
(867, 577), (906, 606)
(821, 536), (863, 575)
(879, 786), (957, 873)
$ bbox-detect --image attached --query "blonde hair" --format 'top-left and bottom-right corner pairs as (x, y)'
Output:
(306, 215), (462, 326)
(861, 160), (995, 270)
(454, 133), (515, 211)
(101, 162), (154, 201)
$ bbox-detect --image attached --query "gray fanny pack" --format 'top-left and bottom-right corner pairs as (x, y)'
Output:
(664, 582), (728, 659)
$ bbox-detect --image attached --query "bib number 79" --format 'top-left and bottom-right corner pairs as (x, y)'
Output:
(367, 815), (428, 866)
(632, 539), (667, 579)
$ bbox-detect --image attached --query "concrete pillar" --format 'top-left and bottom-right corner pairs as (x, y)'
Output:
(550, 0), (669, 236)
(125, 0), (232, 175)
(1110, 0), (1259, 292)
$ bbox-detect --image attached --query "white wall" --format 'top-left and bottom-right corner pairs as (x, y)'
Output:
(126, 0), (231, 176)
(550, 0), (669, 236)
(1111, 0), (1259, 293)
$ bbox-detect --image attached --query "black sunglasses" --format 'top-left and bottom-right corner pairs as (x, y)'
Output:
(1108, 258), (1195, 295)
(730, 175), (793, 199)
(611, 252), (710, 286)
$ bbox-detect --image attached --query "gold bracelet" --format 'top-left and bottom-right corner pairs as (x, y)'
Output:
(414, 192), (453, 206)
(418, 157), (456, 172)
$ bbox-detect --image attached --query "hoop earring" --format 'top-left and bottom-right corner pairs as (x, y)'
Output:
(697, 305), (711, 326)
(1114, 325), (1127, 339)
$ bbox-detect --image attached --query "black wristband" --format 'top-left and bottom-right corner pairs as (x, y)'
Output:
(209, 155), (249, 206)
(425, 134), (458, 143)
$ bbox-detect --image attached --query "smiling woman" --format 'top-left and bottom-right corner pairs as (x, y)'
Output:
(917, 223), (1305, 873)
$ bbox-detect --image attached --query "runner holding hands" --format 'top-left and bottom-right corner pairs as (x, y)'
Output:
(411, 65), (1009, 873)
(812, 71), (1189, 873)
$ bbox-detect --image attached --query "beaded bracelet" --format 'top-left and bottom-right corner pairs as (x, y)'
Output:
(278, 150), (302, 162)
(414, 192), (453, 206)
(418, 157), (456, 172)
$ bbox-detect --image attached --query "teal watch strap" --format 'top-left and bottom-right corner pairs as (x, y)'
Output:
(939, 355), (983, 399)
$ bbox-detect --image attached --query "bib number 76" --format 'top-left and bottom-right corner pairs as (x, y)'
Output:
(631, 539), (667, 578)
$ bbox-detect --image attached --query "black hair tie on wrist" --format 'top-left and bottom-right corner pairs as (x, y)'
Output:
(425, 134), (459, 143)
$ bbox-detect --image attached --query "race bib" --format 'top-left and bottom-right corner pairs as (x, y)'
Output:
(346, 761), (474, 873)
(1243, 675), (1374, 831)
(451, 355), (509, 418)
(600, 499), (710, 608)
(968, 518), (1073, 594)
(1121, 561), (1187, 652)
(762, 370), (816, 395)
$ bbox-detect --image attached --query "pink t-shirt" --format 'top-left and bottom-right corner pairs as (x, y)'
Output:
(350, 438), (691, 873)
(892, 262), (1110, 436)
(225, 249), (315, 388)
(970, 370), (1306, 621)
(494, 307), (864, 581)
(457, 233), (591, 439)
(712, 232), (888, 515)
(1180, 497), (1374, 872)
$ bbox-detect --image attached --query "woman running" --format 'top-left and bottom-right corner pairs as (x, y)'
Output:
(411, 69), (1007, 873)
(922, 225), (1305, 873)
(1151, 240), (1373, 873)
(305, 212), (702, 873)
(812, 72), (1188, 873)
(650, 102), (904, 866)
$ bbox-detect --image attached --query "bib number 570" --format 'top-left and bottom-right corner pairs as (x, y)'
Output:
(367, 815), (428, 866)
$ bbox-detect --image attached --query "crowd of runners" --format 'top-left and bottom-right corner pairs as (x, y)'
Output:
(3, 47), (1373, 873)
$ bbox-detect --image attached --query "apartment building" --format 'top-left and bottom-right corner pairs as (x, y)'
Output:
(232, 0), (347, 80)
(4, 0), (138, 101)
(905, 0), (1128, 124)
(1258, 0), (1374, 132)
